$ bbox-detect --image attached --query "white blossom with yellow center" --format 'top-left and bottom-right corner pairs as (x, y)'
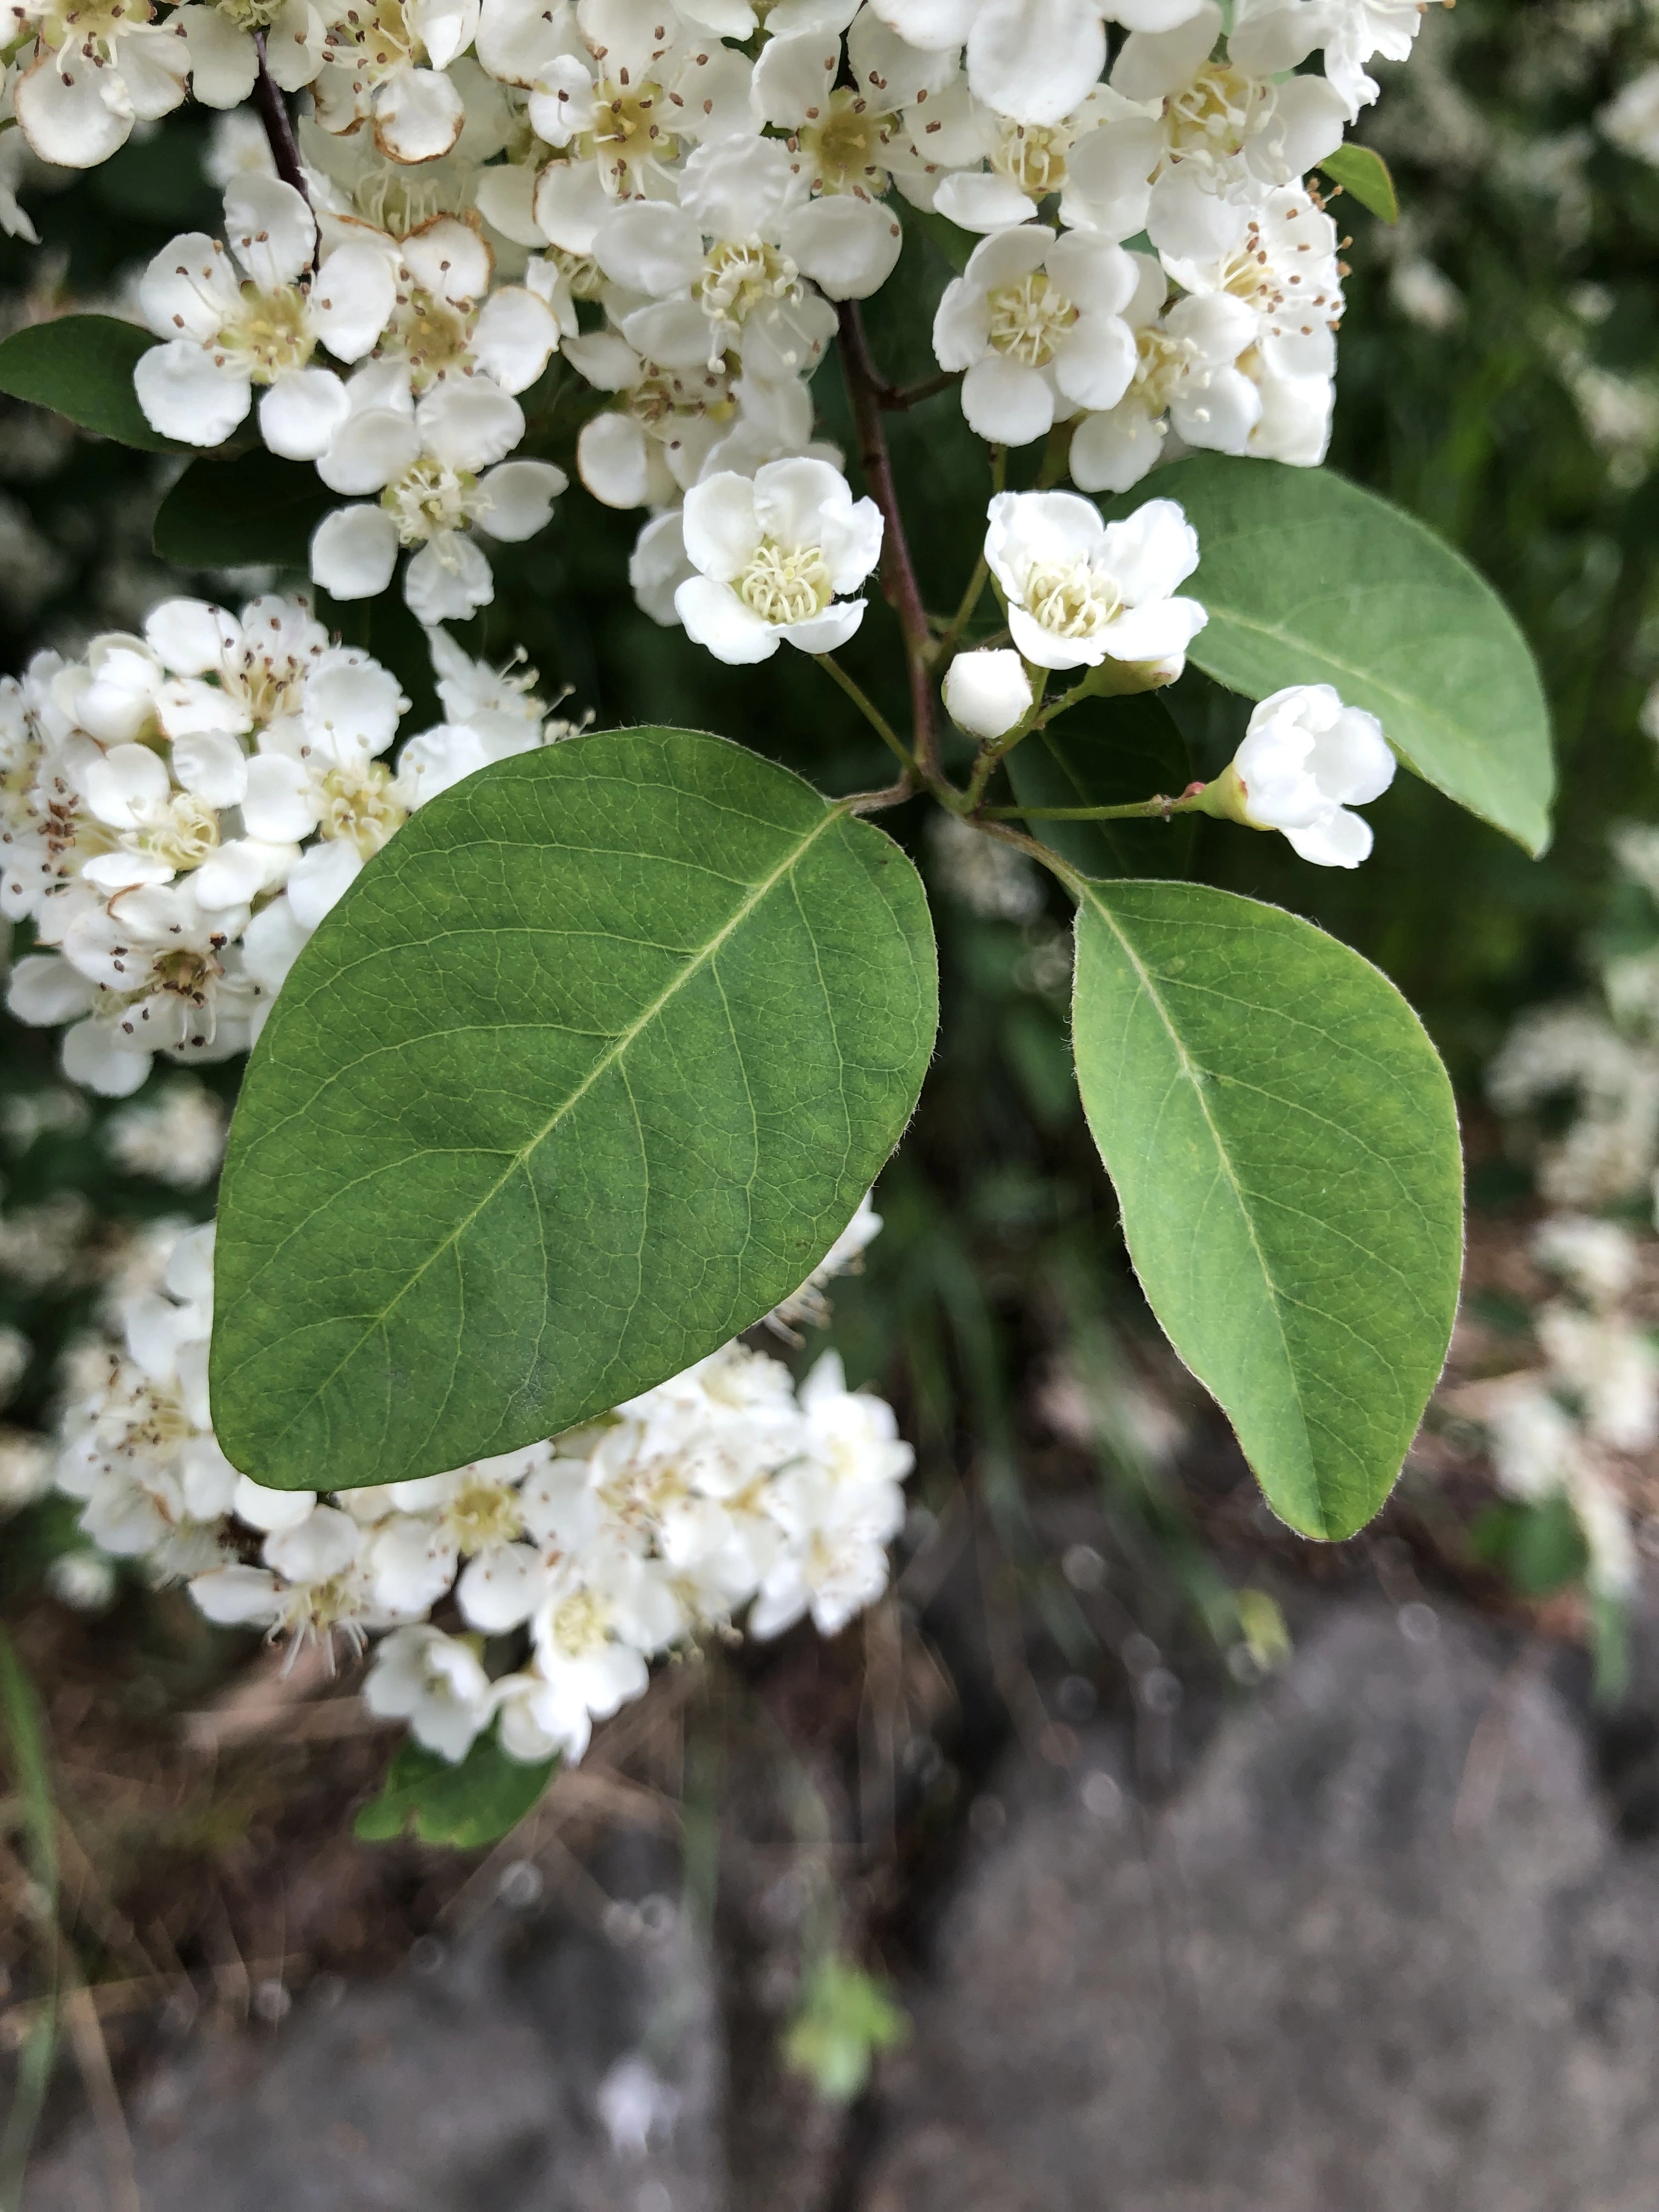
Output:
(675, 456), (883, 666)
(984, 487), (1209, 673)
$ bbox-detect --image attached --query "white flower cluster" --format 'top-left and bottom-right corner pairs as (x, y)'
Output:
(1474, 1211), (1650, 1609)
(2, 590), (574, 1096)
(2, 0), (1437, 638)
(50, 1197), (911, 1765)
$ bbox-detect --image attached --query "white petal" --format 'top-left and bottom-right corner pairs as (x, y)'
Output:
(778, 601), (866, 654)
(1056, 117), (1159, 241)
(679, 132), (801, 240)
(373, 63), (466, 161)
(674, 575), (778, 664)
(1110, 2), (1220, 101)
(477, 0), (581, 84)
(14, 52), (132, 168)
(7, 953), (98, 1026)
(848, 7), (960, 106)
(317, 406), (420, 495)
(409, 0), (481, 70)
(132, 342), (251, 448)
(1069, 400), (1166, 493)
(179, 5), (259, 105)
(1098, 595), (1207, 661)
(416, 378), (524, 470)
(171, 727), (250, 805)
(477, 459), (567, 540)
(242, 751), (320, 841)
(310, 240), (398, 363)
(961, 353), (1054, 444)
(235, 1475), (317, 1532)
(117, 24), (193, 119)
(404, 533), (495, 624)
(474, 160), (546, 247)
(194, 836), (297, 908)
(62, 1018), (154, 1097)
(1053, 314), (1136, 411)
(399, 215), (493, 304)
(932, 273), (991, 371)
(240, 893), (311, 994)
(1007, 600), (1095, 670)
(1283, 806), (1373, 868)
(470, 285), (560, 393)
(146, 597), (234, 676)
(577, 412), (654, 509)
(1099, 494), (1200, 601)
(224, 173), (317, 291)
(190, 1566), (282, 1626)
(592, 200), (704, 298)
(305, 647), (406, 757)
(933, 171), (1039, 233)
(750, 28), (836, 128)
(533, 155), (612, 255)
(285, 837), (364, 928)
(967, 0), (1104, 125)
(682, 471), (763, 583)
(818, 495), (884, 594)
(1268, 73), (1348, 177)
(86, 742), (171, 830)
(259, 366), (350, 460)
(780, 197), (903, 302)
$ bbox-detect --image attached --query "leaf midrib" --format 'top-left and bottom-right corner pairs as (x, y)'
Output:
(226, 799), (854, 1448)
(1079, 884), (1328, 1532)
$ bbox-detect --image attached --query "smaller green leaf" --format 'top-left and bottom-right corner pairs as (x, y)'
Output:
(1005, 693), (1195, 880)
(154, 449), (335, 570)
(0, 315), (177, 452)
(355, 1728), (557, 1848)
(1318, 143), (1400, 225)
(1470, 1494), (1588, 1599)
(783, 1958), (909, 2103)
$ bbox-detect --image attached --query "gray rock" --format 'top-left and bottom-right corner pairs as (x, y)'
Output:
(23, 1832), (725, 2212)
(859, 1601), (1659, 2212)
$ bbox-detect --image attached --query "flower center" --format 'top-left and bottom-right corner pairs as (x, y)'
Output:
(580, 76), (678, 192)
(628, 360), (737, 435)
(1165, 63), (1267, 162)
(549, 1587), (608, 1658)
(1132, 323), (1197, 410)
(36, 0), (150, 56)
(212, 0), (287, 29)
(985, 271), (1077, 369)
(381, 455), (475, 543)
(798, 91), (894, 196)
(324, 0), (417, 78)
(220, 282), (314, 383)
(991, 120), (1073, 199)
(1220, 218), (1342, 336)
(736, 539), (833, 628)
(442, 1475), (525, 1553)
(318, 760), (407, 857)
(385, 284), (475, 391)
(136, 793), (220, 872)
(553, 246), (606, 301)
(1024, 558), (1122, 640)
(152, 943), (222, 1003)
(697, 241), (800, 331)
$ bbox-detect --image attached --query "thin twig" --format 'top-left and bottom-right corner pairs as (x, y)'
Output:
(252, 35), (311, 208)
(836, 301), (941, 781)
(814, 652), (916, 778)
(881, 369), (962, 411)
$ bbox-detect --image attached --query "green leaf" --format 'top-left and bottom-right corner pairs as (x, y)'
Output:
(1318, 142), (1400, 224)
(783, 1958), (909, 2103)
(356, 1728), (556, 1847)
(0, 314), (177, 452)
(1070, 879), (1462, 1542)
(154, 449), (337, 570)
(905, 202), (975, 273)
(1108, 456), (1555, 857)
(1005, 692), (1195, 879)
(1327, 144), (1407, 228)
(211, 728), (938, 1491)
(1471, 1494), (1588, 1598)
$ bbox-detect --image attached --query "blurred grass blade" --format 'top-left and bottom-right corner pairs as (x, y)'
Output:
(0, 1629), (60, 2211)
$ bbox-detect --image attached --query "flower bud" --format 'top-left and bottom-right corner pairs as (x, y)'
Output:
(1213, 684), (1396, 869)
(943, 649), (1032, 740)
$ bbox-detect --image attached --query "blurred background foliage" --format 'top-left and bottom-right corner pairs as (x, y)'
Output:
(2, 0), (1657, 1657)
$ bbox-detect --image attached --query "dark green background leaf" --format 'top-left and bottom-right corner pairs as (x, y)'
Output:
(1005, 692), (1195, 879)
(355, 1729), (556, 1847)
(153, 449), (335, 569)
(1108, 457), (1555, 857)
(1071, 879), (1463, 1542)
(211, 727), (939, 1491)
(0, 314), (178, 453)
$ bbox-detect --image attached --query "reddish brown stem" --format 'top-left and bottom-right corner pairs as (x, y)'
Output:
(836, 300), (940, 782)
(252, 36), (311, 210)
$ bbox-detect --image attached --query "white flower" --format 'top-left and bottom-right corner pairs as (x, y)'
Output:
(312, 0), (481, 163)
(1223, 681), (1395, 867)
(191, 1504), (380, 1644)
(1061, 3), (1347, 261)
(310, 365), (567, 619)
(134, 177), (397, 454)
(364, 1624), (496, 1759)
(943, 647), (1033, 739)
(1538, 1305), (1659, 1455)
(1602, 64), (1659, 171)
(933, 223), (1138, 446)
(983, 489), (1206, 673)
(1532, 1216), (1640, 1312)
(674, 456), (883, 664)
(10, 0), (189, 170)
(174, 0), (326, 110)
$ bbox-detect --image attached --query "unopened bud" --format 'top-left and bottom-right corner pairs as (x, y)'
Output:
(1086, 652), (1186, 697)
(942, 648), (1032, 740)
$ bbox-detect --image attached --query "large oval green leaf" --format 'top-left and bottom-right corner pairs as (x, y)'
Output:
(1107, 456), (1554, 857)
(211, 729), (938, 1491)
(1071, 879), (1462, 1541)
